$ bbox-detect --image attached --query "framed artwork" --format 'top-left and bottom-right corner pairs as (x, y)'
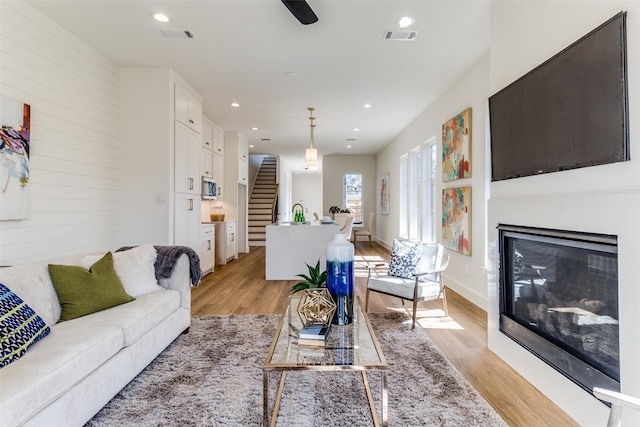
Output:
(1, 96), (31, 220)
(442, 108), (471, 181)
(380, 172), (389, 215)
(442, 186), (471, 256)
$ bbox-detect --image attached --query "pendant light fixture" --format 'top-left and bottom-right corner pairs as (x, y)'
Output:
(305, 107), (318, 170)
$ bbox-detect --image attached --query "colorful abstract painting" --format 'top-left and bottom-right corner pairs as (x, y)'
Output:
(442, 186), (471, 256)
(380, 172), (389, 215)
(442, 108), (471, 181)
(1, 96), (31, 220)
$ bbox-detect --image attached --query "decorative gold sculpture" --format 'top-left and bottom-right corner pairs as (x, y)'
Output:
(296, 288), (336, 327)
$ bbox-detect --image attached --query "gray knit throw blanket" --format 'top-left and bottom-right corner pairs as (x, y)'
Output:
(117, 245), (202, 287)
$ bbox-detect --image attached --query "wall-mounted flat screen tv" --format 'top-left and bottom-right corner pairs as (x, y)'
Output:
(489, 12), (629, 182)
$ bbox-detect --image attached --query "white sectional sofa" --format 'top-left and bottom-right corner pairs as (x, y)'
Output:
(0, 245), (193, 427)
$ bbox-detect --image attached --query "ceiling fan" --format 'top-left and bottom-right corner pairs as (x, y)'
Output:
(281, 0), (318, 25)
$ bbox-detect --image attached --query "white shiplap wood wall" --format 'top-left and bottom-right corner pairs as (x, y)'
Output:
(0, 2), (121, 265)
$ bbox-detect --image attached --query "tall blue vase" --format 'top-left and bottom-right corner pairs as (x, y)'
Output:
(326, 233), (355, 325)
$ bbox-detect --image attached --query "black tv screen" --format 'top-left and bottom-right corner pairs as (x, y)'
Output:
(489, 12), (629, 182)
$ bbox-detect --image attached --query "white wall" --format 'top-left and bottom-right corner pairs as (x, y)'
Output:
(322, 154), (376, 224)
(376, 55), (491, 310)
(292, 172), (322, 219)
(119, 68), (174, 246)
(277, 158), (293, 222)
(0, 1), (120, 265)
(488, 2), (639, 425)
(248, 154), (267, 195)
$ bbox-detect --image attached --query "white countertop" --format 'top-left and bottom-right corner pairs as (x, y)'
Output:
(269, 221), (337, 226)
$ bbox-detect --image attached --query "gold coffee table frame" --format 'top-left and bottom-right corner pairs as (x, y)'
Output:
(263, 296), (388, 426)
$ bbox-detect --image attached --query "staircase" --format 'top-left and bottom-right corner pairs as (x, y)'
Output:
(248, 157), (278, 246)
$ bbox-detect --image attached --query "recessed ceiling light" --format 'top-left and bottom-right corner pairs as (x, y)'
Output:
(249, 144), (254, 148)
(231, 102), (240, 108)
(363, 103), (372, 109)
(251, 127), (258, 131)
(399, 16), (415, 28)
(151, 12), (170, 23)
(346, 145), (352, 148)
(353, 128), (360, 132)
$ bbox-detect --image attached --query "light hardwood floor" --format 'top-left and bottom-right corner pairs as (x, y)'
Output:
(192, 244), (578, 427)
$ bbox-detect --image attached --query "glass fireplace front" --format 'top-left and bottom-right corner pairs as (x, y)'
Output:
(498, 225), (619, 394)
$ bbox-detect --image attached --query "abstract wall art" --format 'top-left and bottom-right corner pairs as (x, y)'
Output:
(380, 172), (389, 215)
(442, 108), (471, 181)
(1, 96), (31, 220)
(442, 186), (471, 256)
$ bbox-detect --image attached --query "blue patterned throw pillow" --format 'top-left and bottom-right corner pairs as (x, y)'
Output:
(0, 283), (51, 368)
(388, 239), (422, 279)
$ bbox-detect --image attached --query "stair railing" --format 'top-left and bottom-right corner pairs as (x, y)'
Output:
(271, 183), (279, 223)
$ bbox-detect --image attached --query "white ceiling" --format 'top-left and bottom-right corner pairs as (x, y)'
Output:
(27, 0), (490, 171)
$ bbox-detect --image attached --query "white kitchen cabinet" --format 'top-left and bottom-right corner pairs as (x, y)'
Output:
(212, 152), (224, 199)
(223, 131), (249, 254)
(212, 123), (225, 156)
(228, 129), (248, 185)
(175, 81), (202, 133)
(202, 119), (213, 149)
(175, 121), (201, 195)
(227, 222), (238, 260)
(174, 193), (201, 251)
(238, 134), (248, 162)
(200, 224), (215, 275)
(201, 145), (213, 178)
(237, 131), (249, 186)
(238, 158), (248, 185)
(204, 116), (224, 198)
(214, 221), (238, 265)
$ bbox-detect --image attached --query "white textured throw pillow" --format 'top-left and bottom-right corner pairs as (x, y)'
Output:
(82, 245), (162, 297)
(388, 239), (422, 279)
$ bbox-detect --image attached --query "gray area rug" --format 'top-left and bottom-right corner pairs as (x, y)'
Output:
(86, 313), (507, 426)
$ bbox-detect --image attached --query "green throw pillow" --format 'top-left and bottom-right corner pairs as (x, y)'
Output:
(48, 252), (134, 322)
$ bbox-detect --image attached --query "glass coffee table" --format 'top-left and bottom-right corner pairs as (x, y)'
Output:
(263, 295), (388, 426)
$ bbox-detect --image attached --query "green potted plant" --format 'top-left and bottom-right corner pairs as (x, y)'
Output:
(291, 260), (336, 326)
(329, 206), (350, 219)
(290, 259), (327, 293)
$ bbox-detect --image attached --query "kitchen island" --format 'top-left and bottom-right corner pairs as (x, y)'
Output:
(265, 222), (340, 280)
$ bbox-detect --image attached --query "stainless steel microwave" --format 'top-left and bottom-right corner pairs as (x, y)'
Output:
(201, 177), (218, 200)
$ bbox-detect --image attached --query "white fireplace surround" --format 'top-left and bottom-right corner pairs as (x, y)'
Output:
(488, 188), (640, 426)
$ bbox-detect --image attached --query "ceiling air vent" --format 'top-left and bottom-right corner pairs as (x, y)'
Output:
(159, 29), (194, 39)
(383, 30), (417, 41)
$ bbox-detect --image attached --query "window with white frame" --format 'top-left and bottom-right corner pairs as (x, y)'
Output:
(343, 173), (362, 222)
(422, 140), (437, 242)
(399, 138), (437, 241)
(399, 155), (408, 238)
(409, 147), (420, 240)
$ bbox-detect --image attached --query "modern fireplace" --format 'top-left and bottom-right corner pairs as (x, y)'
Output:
(498, 225), (620, 394)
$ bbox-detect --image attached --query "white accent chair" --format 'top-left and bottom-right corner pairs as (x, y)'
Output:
(353, 212), (375, 247)
(365, 242), (450, 329)
(593, 387), (640, 427)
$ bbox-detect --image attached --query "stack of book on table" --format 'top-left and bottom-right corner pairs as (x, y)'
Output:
(298, 323), (331, 347)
